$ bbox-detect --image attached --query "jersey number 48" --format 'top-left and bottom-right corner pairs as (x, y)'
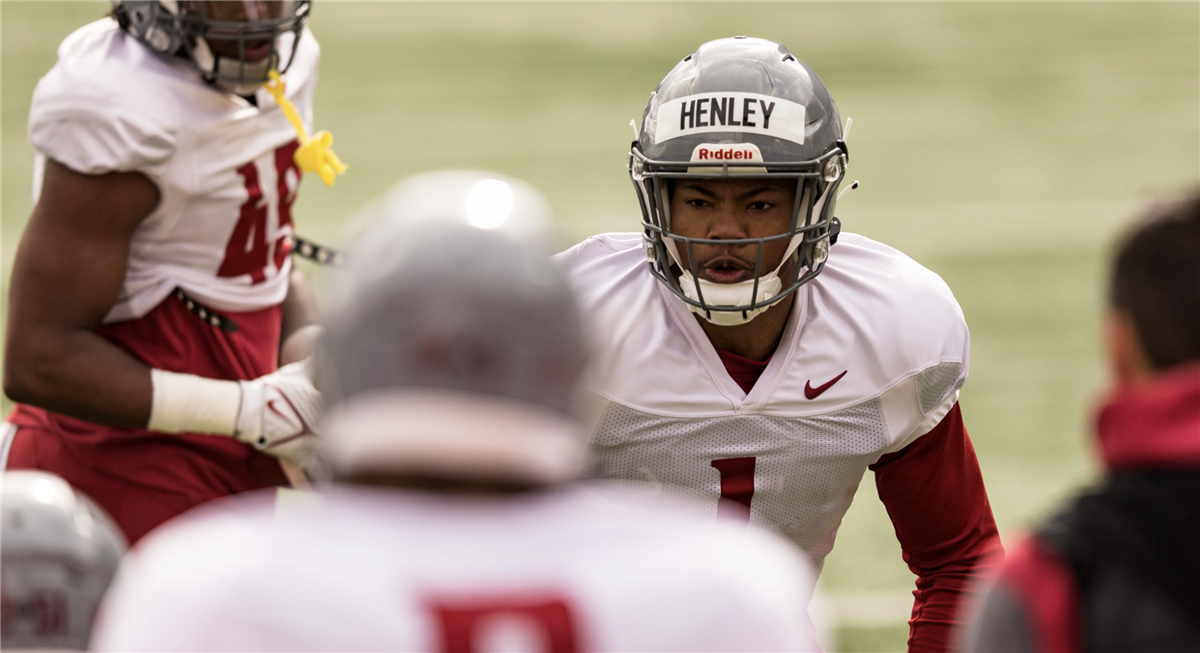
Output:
(218, 141), (301, 283)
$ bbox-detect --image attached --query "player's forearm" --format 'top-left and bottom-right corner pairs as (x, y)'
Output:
(907, 556), (1001, 653)
(279, 268), (321, 365)
(871, 404), (1003, 652)
(280, 324), (323, 366)
(3, 160), (159, 428)
(3, 327), (152, 429)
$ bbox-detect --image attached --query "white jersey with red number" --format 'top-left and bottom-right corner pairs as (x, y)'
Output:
(555, 232), (969, 569)
(91, 484), (818, 652)
(27, 18), (319, 323)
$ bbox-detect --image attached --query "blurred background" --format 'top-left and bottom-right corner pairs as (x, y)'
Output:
(2, 2), (1197, 651)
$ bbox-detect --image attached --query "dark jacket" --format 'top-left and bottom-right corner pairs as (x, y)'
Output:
(963, 361), (1200, 652)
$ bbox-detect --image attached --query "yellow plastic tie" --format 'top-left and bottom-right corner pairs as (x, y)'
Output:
(265, 70), (347, 187)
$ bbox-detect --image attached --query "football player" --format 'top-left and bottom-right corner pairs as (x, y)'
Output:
(2, 1), (325, 544)
(961, 192), (1200, 652)
(556, 37), (1001, 652)
(90, 171), (820, 652)
(1, 471), (127, 650)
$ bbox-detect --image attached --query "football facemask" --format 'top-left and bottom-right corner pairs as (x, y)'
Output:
(113, 0), (311, 95)
(629, 37), (848, 326)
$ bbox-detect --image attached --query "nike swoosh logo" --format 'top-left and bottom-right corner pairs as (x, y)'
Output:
(266, 399), (293, 422)
(805, 370), (848, 399)
(266, 391), (311, 441)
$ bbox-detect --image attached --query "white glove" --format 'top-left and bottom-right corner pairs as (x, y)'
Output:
(234, 359), (322, 468)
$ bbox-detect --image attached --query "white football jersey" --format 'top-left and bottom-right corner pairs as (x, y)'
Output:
(91, 484), (818, 652)
(557, 232), (969, 569)
(28, 19), (320, 323)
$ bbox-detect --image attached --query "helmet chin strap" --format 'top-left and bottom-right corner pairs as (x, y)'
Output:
(188, 38), (258, 94)
(216, 56), (273, 96)
(679, 269), (784, 326)
(191, 31), (297, 97)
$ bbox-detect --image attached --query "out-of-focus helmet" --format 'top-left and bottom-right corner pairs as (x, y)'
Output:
(629, 36), (848, 326)
(111, 1), (311, 95)
(1, 471), (127, 650)
(319, 171), (590, 486)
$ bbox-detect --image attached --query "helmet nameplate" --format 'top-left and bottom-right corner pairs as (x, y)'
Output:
(653, 92), (808, 146)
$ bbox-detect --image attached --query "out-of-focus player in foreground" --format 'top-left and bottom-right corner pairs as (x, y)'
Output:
(962, 192), (1200, 652)
(556, 36), (1001, 652)
(1, 471), (127, 650)
(90, 171), (820, 652)
(2, 1), (331, 545)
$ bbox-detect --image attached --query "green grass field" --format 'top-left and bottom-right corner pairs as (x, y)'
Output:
(2, 3), (1197, 651)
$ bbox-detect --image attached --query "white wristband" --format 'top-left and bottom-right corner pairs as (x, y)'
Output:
(147, 369), (242, 436)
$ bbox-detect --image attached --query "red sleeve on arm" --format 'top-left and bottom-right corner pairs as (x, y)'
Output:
(870, 403), (1003, 653)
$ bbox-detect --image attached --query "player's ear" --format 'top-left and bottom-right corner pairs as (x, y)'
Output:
(1105, 309), (1154, 386)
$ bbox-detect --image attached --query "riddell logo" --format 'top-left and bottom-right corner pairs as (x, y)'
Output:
(689, 143), (764, 163)
(688, 143), (766, 174)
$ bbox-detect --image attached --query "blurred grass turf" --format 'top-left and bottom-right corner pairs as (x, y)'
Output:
(2, 3), (1197, 651)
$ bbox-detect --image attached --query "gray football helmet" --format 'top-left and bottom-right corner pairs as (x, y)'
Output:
(629, 36), (848, 325)
(1, 471), (127, 650)
(111, 1), (311, 95)
(319, 171), (590, 486)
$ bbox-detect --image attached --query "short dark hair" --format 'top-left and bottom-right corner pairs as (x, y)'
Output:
(1110, 190), (1200, 370)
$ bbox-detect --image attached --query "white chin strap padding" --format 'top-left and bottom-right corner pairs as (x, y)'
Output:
(679, 270), (784, 326)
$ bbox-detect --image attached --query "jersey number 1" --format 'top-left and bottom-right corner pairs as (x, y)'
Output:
(711, 456), (757, 523)
(217, 141), (301, 283)
(428, 595), (579, 653)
